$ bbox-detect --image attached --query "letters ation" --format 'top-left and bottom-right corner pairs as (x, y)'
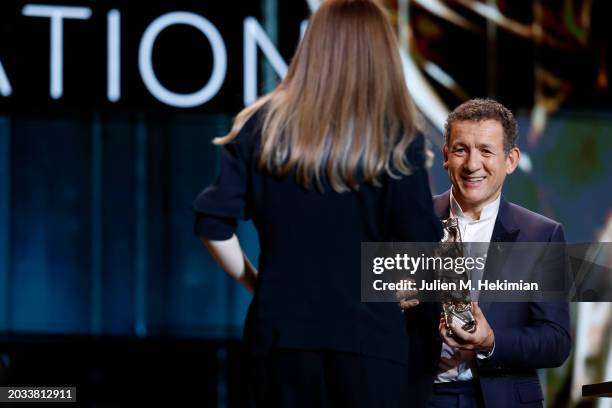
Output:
(1, 3), (306, 108)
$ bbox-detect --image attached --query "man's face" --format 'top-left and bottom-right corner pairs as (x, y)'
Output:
(443, 119), (520, 215)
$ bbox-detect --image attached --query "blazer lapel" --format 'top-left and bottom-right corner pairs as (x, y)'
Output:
(491, 196), (520, 243)
(480, 196), (520, 316)
(432, 191), (451, 318)
(431, 192), (521, 316)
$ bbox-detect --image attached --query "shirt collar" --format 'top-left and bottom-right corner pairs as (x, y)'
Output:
(449, 189), (501, 222)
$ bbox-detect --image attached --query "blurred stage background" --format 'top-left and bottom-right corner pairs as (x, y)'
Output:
(0, 0), (610, 406)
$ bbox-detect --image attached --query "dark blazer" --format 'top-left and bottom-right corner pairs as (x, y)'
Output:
(405, 190), (571, 408)
(193, 109), (443, 364)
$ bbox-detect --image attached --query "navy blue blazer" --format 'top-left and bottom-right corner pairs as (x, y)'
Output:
(405, 190), (571, 408)
(193, 110), (443, 364)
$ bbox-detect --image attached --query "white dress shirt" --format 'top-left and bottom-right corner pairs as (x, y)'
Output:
(435, 189), (500, 383)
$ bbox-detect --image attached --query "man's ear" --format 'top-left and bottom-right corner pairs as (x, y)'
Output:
(443, 145), (449, 170)
(505, 147), (520, 175)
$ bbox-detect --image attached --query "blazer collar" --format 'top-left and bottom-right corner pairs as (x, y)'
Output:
(491, 195), (520, 242)
(433, 190), (451, 220)
(433, 189), (520, 243)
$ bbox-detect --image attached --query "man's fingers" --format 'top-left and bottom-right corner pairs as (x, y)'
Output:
(441, 334), (461, 349)
(439, 325), (462, 348)
(439, 319), (448, 335)
(448, 320), (474, 342)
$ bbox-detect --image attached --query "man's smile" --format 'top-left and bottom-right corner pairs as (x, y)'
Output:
(460, 175), (486, 187)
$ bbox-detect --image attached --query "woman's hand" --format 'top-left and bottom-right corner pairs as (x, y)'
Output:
(397, 283), (419, 311)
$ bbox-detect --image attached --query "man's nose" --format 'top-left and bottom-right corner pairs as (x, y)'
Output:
(463, 150), (482, 172)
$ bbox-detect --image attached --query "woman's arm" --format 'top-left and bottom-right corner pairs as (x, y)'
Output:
(201, 235), (258, 293)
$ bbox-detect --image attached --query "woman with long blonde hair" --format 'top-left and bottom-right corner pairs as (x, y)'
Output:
(194, 0), (442, 406)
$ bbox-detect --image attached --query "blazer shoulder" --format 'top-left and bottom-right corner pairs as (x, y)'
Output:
(507, 202), (564, 241)
(433, 193), (446, 203)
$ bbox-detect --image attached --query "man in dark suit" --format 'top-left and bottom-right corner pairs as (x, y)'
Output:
(404, 99), (571, 408)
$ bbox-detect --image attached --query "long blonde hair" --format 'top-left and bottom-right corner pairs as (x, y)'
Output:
(215, 0), (420, 192)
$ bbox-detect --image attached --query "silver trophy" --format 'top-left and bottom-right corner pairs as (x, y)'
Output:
(438, 218), (477, 336)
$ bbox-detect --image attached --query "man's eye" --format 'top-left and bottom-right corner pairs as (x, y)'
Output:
(482, 150), (493, 156)
(453, 148), (465, 154)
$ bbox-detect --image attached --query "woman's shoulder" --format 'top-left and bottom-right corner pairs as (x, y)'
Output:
(225, 106), (268, 161)
(233, 107), (265, 143)
(386, 131), (431, 175)
(405, 131), (430, 170)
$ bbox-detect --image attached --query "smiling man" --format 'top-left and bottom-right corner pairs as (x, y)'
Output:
(404, 99), (571, 408)
(444, 116), (519, 220)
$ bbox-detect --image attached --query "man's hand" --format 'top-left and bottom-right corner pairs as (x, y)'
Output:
(439, 302), (495, 353)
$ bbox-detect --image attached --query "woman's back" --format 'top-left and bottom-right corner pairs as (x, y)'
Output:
(194, 110), (442, 362)
(194, 1), (443, 405)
